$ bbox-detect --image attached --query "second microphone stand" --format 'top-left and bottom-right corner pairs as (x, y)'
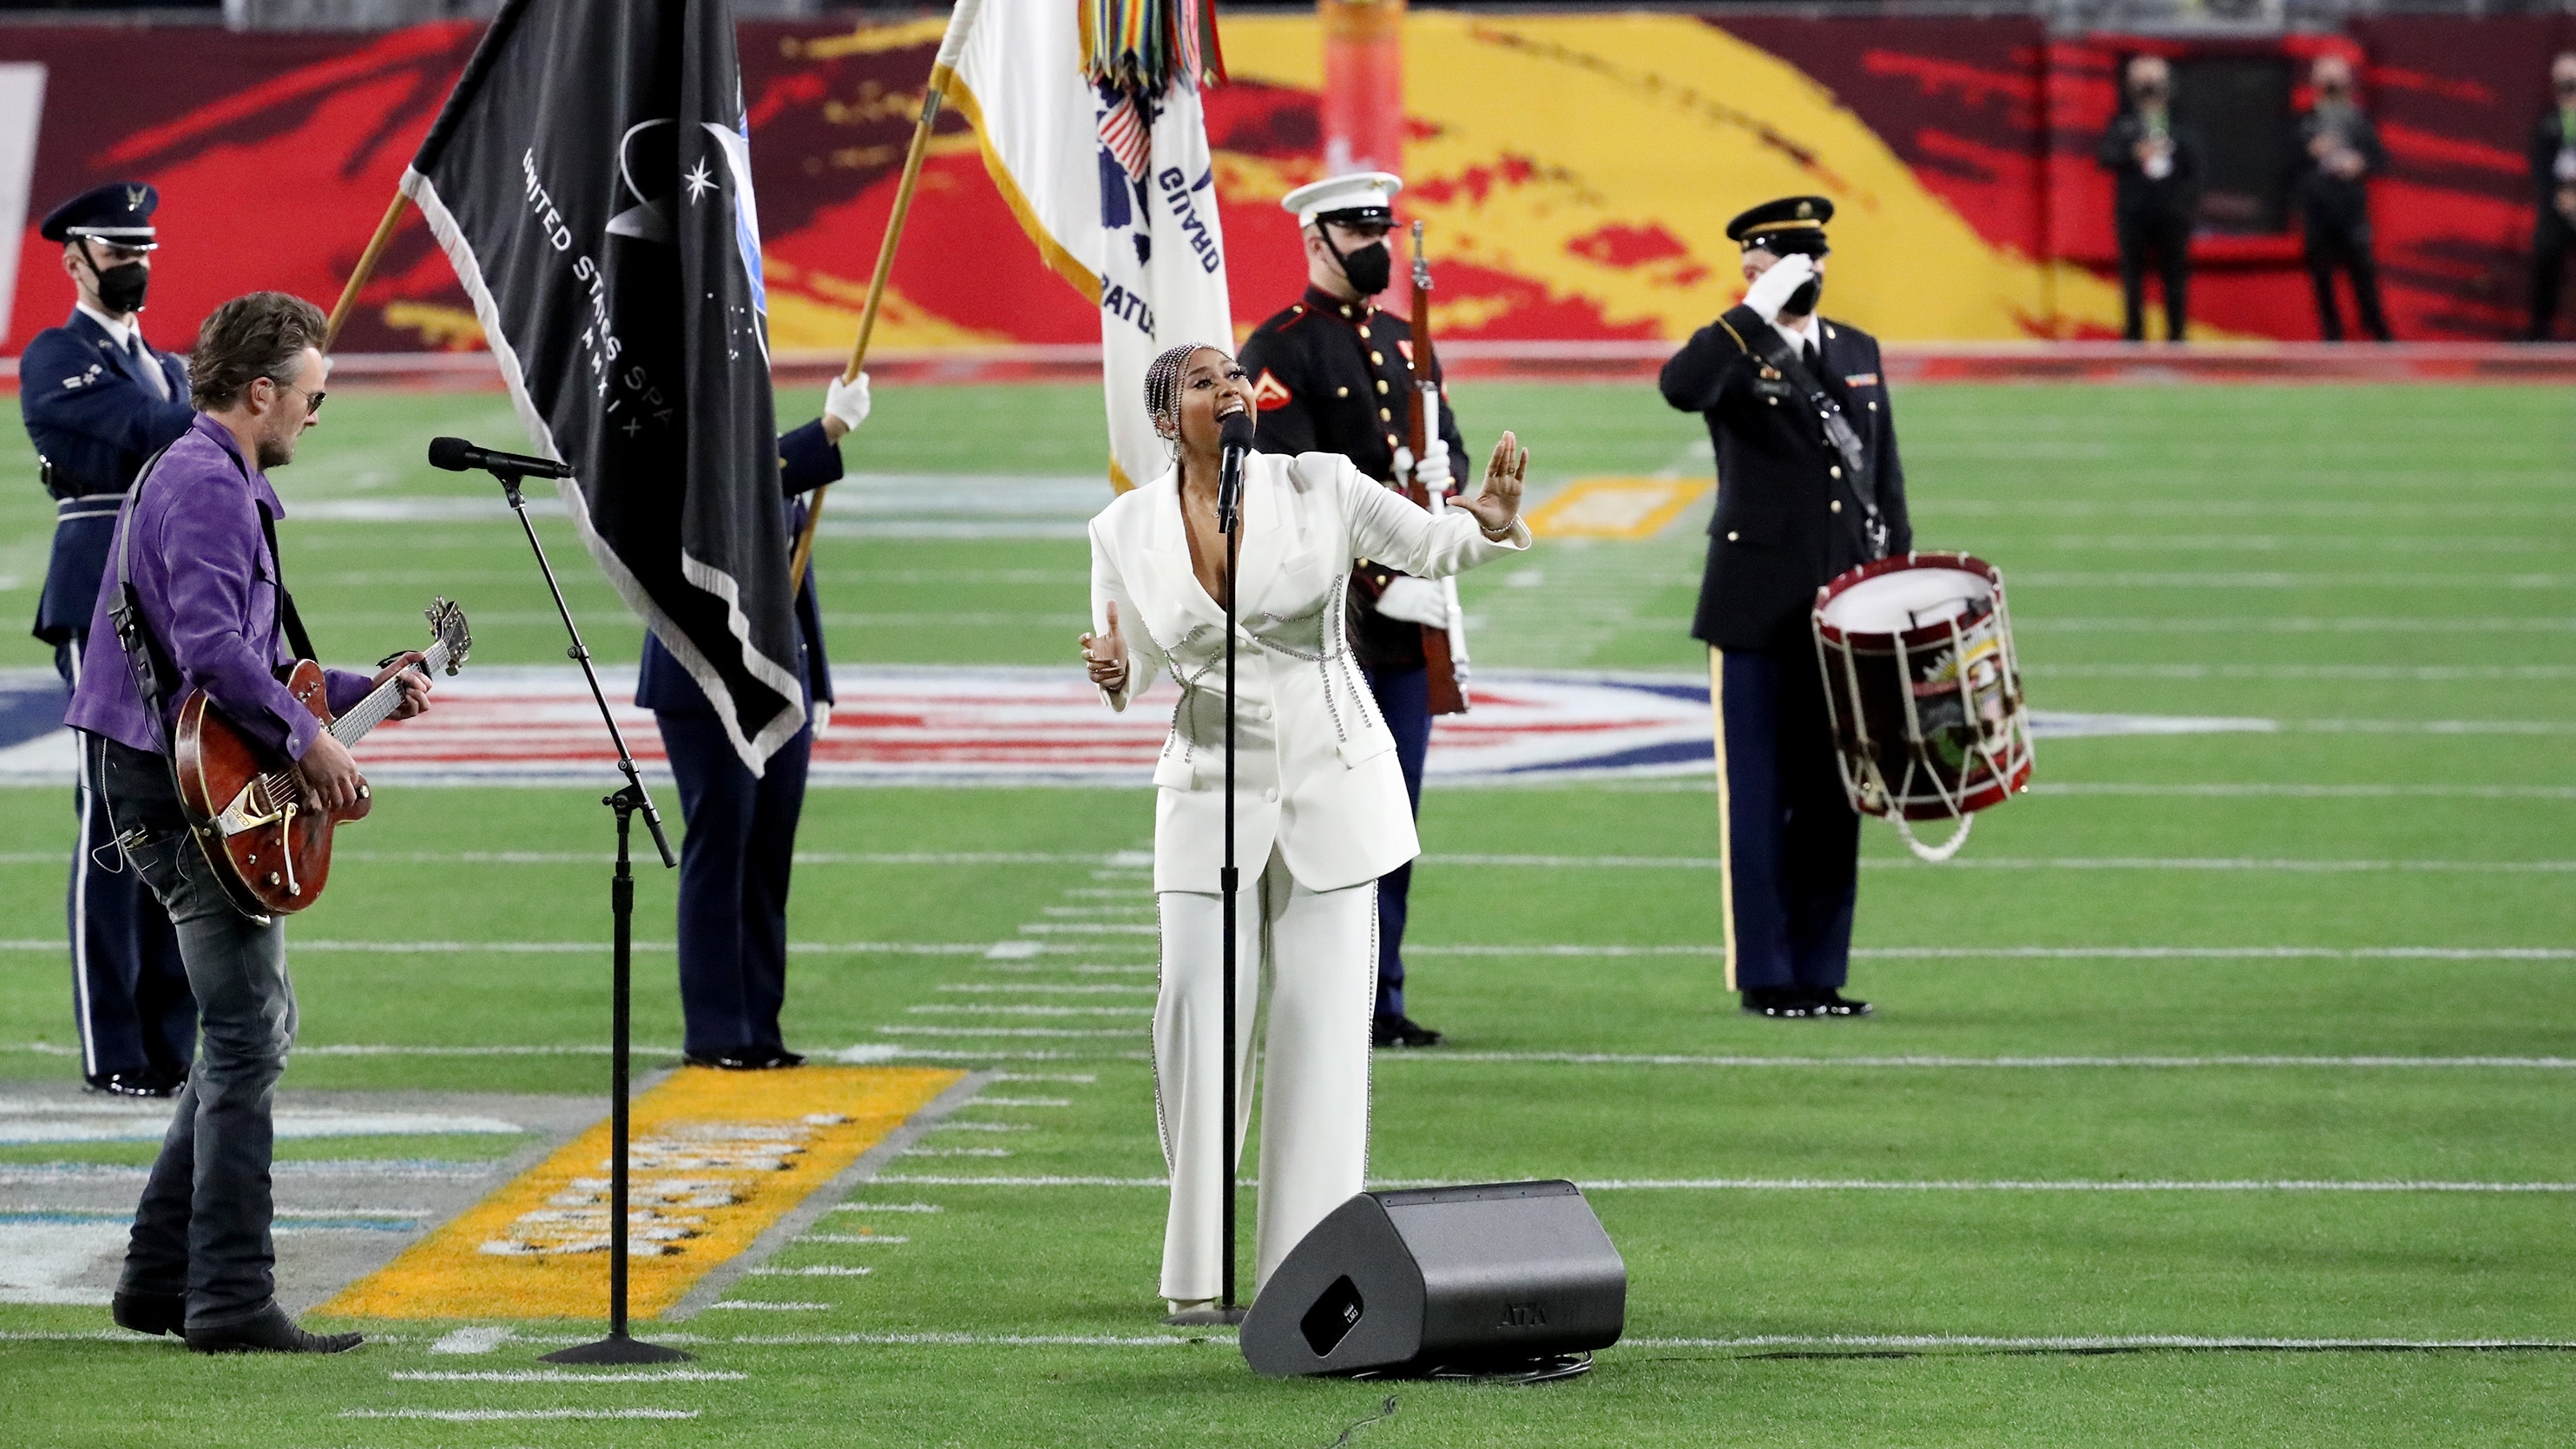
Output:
(481, 465), (687, 1367)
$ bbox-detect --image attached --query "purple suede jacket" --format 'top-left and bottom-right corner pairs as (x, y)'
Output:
(66, 413), (371, 761)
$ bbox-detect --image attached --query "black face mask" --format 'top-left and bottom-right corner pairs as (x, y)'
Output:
(1326, 234), (1392, 297)
(82, 251), (150, 314)
(1786, 275), (1824, 317)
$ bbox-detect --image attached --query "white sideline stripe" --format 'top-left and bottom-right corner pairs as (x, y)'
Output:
(720, 1333), (1207, 1347)
(1406, 857), (2576, 873)
(830, 1202), (943, 1213)
(390, 1369), (747, 1382)
(748, 1265), (872, 1276)
(877, 1026), (1145, 1038)
(907, 1004), (1152, 1016)
(1626, 1335), (2576, 1352)
(875, 1176), (2575, 1193)
(704, 1301), (833, 1311)
(940, 984), (1154, 995)
(977, 1097), (1074, 1105)
(1402, 945), (2576, 960)
(2029, 784), (2576, 800)
(1397, 1053), (2576, 1070)
(343, 1409), (700, 1421)
(801, 1234), (909, 1244)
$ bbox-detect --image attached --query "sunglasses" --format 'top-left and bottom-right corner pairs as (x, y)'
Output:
(272, 381), (327, 415)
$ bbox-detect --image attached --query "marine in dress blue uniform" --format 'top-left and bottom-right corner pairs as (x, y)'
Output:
(638, 410), (853, 1069)
(22, 182), (197, 1095)
(1660, 196), (1913, 1019)
(1236, 172), (1465, 1050)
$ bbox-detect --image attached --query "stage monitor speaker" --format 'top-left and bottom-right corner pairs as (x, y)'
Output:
(1239, 1181), (1625, 1378)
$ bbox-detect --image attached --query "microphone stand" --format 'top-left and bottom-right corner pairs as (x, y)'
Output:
(1171, 436), (1250, 1328)
(478, 465), (687, 1367)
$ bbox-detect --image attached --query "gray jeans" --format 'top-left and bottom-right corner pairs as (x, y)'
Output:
(89, 734), (296, 1328)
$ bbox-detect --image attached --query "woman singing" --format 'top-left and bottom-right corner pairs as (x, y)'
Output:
(1080, 344), (1531, 1314)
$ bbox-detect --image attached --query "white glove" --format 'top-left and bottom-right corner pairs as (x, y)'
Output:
(1375, 574), (1450, 629)
(1415, 437), (1454, 497)
(825, 370), (872, 432)
(1741, 253), (1816, 325)
(812, 700), (831, 740)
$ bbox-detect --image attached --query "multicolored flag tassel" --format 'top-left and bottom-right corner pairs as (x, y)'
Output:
(1080, 0), (1227, 93)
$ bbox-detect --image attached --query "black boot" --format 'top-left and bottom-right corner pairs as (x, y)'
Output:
(111, 1292), (186, 1337)
(183, 1303), (364, 1354)
(1739, 986), (1823, 1018)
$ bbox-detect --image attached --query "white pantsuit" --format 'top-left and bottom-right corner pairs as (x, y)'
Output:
(1088, 450), (1528, 1301)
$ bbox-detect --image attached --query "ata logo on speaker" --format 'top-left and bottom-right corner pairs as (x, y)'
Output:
(1498, 1302), (1548, 1329)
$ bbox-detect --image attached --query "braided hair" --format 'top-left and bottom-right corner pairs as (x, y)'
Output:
(1143, 342), (1225, 446)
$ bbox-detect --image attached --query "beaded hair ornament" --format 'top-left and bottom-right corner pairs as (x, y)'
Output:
(1143, 342), (1226, 447)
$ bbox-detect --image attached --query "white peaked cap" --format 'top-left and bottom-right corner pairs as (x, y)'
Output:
(1280, 171), (1404, 225)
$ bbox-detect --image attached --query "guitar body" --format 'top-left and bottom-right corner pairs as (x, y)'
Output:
(174, 659), (363, 917)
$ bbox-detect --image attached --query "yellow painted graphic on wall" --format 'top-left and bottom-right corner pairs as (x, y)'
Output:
(323, 1066), (962, 1321)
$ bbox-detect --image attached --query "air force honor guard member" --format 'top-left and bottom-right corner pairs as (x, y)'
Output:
(1659, 196), (1913, 1020)
(21, 182), (198, 1097)
(639, 374), (872, 1070)
(1237, 171), (1463, 1050)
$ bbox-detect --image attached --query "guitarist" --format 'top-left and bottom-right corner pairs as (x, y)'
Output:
(65, 292), (432, 1353)
(1239, 172), (1463, 1051)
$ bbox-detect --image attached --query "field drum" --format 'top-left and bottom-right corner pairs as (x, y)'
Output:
(1810, 551), (2034, 862)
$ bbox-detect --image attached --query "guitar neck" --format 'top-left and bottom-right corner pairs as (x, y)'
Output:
(325, 639), (451, 748)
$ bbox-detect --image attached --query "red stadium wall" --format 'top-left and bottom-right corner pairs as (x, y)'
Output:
(3, 11), (2568, 358)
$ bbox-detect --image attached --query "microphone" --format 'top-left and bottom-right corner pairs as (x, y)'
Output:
(427, 436), (575, 479)
(1216, 411), (1254, 536)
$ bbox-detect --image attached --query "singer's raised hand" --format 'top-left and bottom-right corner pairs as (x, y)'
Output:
(1080, 602), (1130, 692)
(1450, 429), (1528, 536)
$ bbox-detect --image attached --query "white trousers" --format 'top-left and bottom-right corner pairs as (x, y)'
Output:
(1155, 849), (1377, 1302)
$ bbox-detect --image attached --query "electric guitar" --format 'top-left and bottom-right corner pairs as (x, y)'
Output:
(174, 598), (470, 915)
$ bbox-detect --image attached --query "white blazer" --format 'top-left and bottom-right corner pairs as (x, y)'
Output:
(1089, 450), (1531, 895)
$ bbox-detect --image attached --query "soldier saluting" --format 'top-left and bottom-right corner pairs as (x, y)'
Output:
(20, 182), (198, 1097)
(1660, 196), (1913, 1020)
(1238, 171), (1465, 1050)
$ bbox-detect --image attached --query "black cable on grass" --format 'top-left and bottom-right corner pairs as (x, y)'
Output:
(1317, 1395), (1399, 1449)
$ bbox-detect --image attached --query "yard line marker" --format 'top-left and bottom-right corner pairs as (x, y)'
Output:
(341, 1408), (700, 1421)
(1385, 1052), (2576, 1070)
(877, 1026), (1146, 1038)
(907, 1004), (1153, 1017)
(875, 1176), (2576, 1193)
(940, 984), (1155, 995)
(391, 1369), (747, 1382)
(1624, 1335), (2576, 1353)
(2028, 783), (2576, 800)
(801, 1234), (909, 1244)
(748, 1265), (872, 1276)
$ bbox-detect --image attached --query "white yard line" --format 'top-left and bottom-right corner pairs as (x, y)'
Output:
(390, 1369), (746, 1382)
(907, 1004), (1153, 1017)
(874, 1176), (2575, 1193)
(875, 1027), (1146, 1038)
(829, 1202), (943, 1213)
(1626, 1335), (2576, 1352)
(800, 1234), (909, 1244)
(1384, 1053), (2576, 1070)
(341, 1408), (701, 1421)
(2027, 784), (2576, 800)
(748, 1266), (873, 1276)
(702, 1301), (833, 1311)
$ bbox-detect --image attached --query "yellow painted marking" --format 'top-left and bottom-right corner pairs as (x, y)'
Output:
(322, 1066), (963, 1321)
(1525, 477), (1713, 539)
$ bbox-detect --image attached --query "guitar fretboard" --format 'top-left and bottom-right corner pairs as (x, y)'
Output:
(326, 638), (456, 748)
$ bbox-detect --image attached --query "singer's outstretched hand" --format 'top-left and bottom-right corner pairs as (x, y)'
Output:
(1080, 602), (1130, 693)
(1450, 430), (1528, 537)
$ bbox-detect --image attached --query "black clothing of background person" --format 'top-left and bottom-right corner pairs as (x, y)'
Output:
(2096, 109), (2204, 342)
(2530, 102), (2576, 340)
(2294, 100), (2392, 341)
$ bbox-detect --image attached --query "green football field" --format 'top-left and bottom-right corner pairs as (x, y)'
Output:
(1, 379), (2572, 1445)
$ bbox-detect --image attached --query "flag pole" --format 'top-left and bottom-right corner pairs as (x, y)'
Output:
(786, 0), (988, 587)
(323, 193), (410, 353)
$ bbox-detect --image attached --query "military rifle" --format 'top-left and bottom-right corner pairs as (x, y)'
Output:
(1404, 221), (1470, 716)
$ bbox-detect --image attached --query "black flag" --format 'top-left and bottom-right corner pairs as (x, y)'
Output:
(404, 0), (800, 770)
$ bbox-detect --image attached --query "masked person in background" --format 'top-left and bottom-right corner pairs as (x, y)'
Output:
(2294, 55), (2393, 343)
(2097, 55), (2204, 343)
(2528, 51), (2576, 340)
(1236, 171), (1468, 1051)
(20, 182), (198, 1101)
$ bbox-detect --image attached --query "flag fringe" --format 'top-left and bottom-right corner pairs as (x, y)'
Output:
(1079, 0), (1226, 94)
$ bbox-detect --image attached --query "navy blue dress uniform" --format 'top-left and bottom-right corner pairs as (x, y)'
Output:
(21, 182), (196, 1095)
(1659, 196), (1912, 1019)
(638, 418), (840, 1069)
(2094, 74), (2204, 343)
(1236, 171), (1467, 1049)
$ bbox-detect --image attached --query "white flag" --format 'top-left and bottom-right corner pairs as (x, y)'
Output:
(941, 0), (1233, 490)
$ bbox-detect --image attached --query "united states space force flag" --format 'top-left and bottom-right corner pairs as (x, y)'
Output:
(942, 0), (1234, 490)
(403, 0), (802, 771)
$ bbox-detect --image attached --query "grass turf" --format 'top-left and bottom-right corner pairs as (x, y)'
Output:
(0, 379), (2571, 1444)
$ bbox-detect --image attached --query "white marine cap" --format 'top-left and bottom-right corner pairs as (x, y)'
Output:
(1279, 171), (1403, 227)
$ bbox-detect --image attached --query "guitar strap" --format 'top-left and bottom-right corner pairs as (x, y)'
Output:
(1729, 319), (1890, 563)
(256, 504), (318, 665)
